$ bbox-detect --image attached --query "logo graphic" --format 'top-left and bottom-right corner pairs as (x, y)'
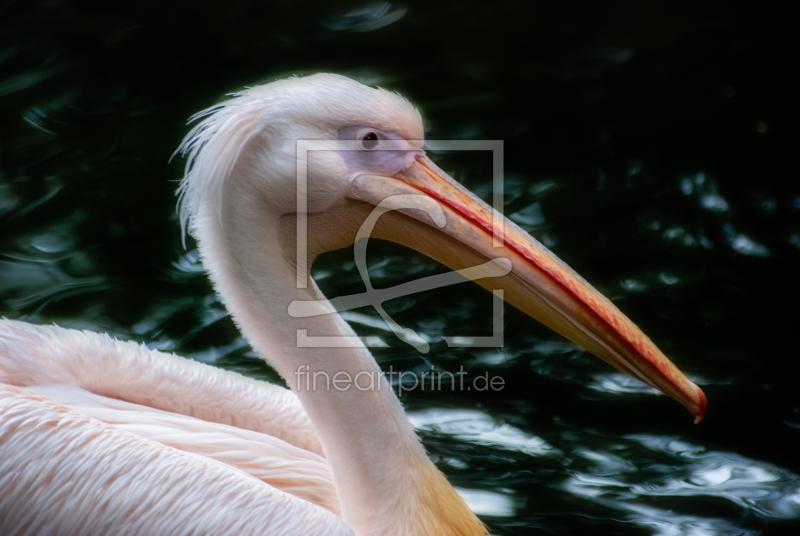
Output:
(290, 140), (506, 353)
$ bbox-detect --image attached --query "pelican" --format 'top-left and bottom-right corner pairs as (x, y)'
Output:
(0, 74), (706, 535)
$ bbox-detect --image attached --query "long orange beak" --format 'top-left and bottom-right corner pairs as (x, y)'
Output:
(347, 154), (706, 422)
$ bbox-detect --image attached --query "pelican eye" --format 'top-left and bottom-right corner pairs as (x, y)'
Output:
(361, 131), (379, 150)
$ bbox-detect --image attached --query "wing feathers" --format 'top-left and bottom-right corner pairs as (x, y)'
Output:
(0, 319), (322, 454)
(0, 385), (352, 536)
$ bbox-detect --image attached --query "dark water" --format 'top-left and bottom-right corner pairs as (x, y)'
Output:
(2, 1), (799, 534)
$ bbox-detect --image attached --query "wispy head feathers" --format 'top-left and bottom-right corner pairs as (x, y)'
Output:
(174, 74), (423, 242)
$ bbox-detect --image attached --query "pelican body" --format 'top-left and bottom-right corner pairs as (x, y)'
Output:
(0, 74), (706, 535)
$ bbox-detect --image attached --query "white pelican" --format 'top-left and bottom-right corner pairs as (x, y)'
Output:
(0, 74), (706, 536)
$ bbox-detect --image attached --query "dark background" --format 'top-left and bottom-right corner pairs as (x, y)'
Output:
(1, 1), (799, 534)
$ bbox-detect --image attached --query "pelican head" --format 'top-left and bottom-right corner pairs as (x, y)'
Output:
(177, 74), (423, 222)
(175, 73), (706, 535)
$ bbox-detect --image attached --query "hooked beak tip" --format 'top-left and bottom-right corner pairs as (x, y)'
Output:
(693, 386), (708, 424)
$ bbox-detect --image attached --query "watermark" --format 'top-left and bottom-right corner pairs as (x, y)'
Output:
(290, 139), (506, 352)
(295, 364), (505, 396)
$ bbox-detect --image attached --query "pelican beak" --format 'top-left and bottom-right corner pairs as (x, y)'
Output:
(347, 154), (706, 422)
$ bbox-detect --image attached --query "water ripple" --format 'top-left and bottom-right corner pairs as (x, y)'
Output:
(323, 2), (407, 32)
(564, 434), (800, 534)
(0, 255), (109, 310)
(588, 372), (660, 395)
(409, 408), (558, 457)
(455, 487), (520, 517)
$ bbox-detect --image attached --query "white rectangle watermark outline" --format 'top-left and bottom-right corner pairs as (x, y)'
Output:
(294, 139), (505, 350)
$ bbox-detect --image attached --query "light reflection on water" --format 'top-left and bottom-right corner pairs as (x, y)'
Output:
(628, 436), (800, 521)
(0, 253), (109, 310)
(412, 408), (800, 532)
(455, 487), (520, 518)
(322, 2), (407, 33)
(674, 173), (775, 258)
(409, 408), (558, 457)
(565, 434), (800, 534)
(588, 372), (662, 395)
